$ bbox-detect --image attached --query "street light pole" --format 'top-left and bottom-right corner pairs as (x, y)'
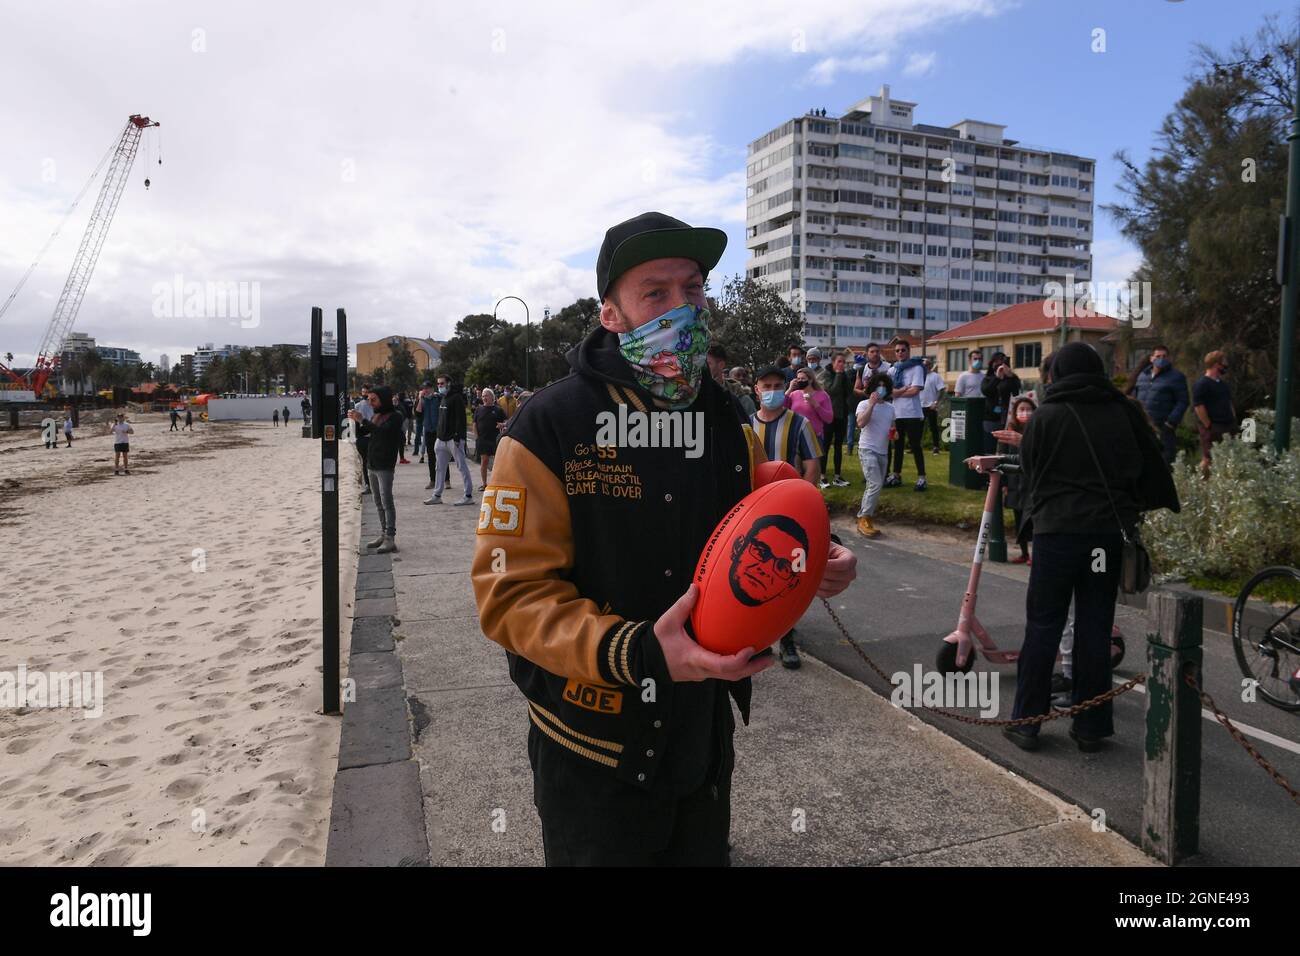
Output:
(1275, 39), (1300, 451)
(494, 295), (531, 389)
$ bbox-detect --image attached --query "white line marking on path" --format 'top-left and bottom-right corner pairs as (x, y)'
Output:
(1120, 679), (1300, 756)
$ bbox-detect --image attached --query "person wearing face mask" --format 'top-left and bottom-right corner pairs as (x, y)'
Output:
(954, 349), (986, 398)
(427, 374), (473, 504)
(1133, 345), (1189, 464)
(783, 365), (833, 488)
(994, 396), (1037, 563)
(854, 372), (896, 538)
(783, 344), (806, 384)
(1191, 349), (1237, 477)
(471, 211), (857, 865)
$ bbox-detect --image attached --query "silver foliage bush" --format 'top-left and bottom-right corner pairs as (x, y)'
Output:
(1145, 409), (1300, 581)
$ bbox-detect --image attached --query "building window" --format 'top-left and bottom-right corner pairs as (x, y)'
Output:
(1014, 342), (1043, 369)
(947, 348), (968, 372)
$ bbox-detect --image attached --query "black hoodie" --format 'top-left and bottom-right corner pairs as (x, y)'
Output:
(1020, 364), (1179, 535)
(356, 385), (405, 470)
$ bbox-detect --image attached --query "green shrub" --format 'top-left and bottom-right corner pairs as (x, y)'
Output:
(1145, 409), (1300, 581)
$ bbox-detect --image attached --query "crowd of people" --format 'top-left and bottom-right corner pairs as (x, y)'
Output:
(342, 378), (534, 554)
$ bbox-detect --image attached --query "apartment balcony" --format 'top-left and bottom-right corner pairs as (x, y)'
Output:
(900, 143), (926, 158)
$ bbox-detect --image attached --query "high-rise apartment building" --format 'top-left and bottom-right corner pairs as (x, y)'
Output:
(745, 85), (1094, 352)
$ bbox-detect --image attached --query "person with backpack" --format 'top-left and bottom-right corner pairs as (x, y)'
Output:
(1002, 342), (1179, 754)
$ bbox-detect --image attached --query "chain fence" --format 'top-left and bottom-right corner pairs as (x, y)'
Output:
(819, 597), (1300, 806)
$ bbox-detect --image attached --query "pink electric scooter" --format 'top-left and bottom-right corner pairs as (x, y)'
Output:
(936, 454), (1125, 674)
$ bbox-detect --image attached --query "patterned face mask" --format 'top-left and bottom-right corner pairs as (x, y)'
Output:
(617, 303), (710, 409)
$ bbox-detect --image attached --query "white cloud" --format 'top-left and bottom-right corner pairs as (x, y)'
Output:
(0, 0), (1006, 366)
(805, 52), (892, 86)
(903, 51), (937, 77)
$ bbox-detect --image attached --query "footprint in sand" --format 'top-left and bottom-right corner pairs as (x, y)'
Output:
(163, 776), (205, 800)
(72, 783), (132, 803)
(6, 737), (40, 755)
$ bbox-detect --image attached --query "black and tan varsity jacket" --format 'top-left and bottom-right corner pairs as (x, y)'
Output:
(471, 326), (767, 793)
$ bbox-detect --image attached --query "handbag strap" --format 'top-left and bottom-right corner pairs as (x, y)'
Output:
(1061, 402), (1132, 544)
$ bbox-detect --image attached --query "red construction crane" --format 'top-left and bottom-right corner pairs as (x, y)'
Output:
(0, 113), (159, 396)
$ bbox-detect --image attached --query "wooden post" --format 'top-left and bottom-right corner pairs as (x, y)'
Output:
(1141, 590), (1203, 864)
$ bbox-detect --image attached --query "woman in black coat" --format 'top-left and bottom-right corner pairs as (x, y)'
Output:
(350, 385), (405, 553)
(1004, 342), (1178, 753)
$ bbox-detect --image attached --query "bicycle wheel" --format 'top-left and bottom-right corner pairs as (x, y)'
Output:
(1233, 566), (1300, 712)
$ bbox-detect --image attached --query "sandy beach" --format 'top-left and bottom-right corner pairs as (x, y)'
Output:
(0, 413), (360, 865)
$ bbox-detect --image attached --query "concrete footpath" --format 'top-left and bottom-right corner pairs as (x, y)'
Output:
(330, 449), (1154, 867)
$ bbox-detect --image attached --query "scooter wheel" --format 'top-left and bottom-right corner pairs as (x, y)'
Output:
(936, 640), (976, 675)
(1110, 634), (1125, 669)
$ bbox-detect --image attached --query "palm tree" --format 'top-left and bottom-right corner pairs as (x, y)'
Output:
(63, 355), (84, 396)
(80, 349), (103, 392)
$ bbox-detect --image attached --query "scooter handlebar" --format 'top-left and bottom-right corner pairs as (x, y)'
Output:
(963, 454), (1020, 474)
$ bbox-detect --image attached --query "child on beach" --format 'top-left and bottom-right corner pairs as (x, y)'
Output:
(64, 415), (74, 447)
(272, 409), (280, 427)
(110, 414), (133, 475)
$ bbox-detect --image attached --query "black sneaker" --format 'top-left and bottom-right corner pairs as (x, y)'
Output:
(1050, 673), (1072, 695)
(779, 633), (801, 670)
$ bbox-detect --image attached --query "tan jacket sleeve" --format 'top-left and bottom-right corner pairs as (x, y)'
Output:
(472, 435), (648, 686)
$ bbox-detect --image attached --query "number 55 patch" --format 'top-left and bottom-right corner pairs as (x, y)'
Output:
(477, 486), (526, 536)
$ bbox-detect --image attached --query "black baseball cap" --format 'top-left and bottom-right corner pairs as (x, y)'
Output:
(754, 364), (784, 382)
(596, 211), (727, 301)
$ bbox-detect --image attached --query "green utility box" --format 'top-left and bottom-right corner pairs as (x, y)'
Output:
(947, 395), (987, 489)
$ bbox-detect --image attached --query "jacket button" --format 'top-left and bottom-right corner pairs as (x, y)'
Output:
(735, 464), (743, 472)
(646, 749), (654, 758)
(664, 493), (672, 502)
(653, 720), (662, 728)
(637, 773), (646, 782)
(664, 569), (672, 577)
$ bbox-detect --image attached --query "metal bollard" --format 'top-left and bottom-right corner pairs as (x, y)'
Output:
(1141, 590), (1203, 864)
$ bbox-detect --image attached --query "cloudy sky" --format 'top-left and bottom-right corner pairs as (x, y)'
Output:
(0, 0), (1290, 367)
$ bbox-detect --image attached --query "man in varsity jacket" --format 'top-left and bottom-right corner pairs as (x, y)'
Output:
(471, 211), (857, 865)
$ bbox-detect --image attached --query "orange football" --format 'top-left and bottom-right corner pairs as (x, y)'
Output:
(690, 479), (830, 655)
(754, 459), (800, 487)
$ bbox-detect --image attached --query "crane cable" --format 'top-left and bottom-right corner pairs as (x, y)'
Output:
(0, 132), (119, 323)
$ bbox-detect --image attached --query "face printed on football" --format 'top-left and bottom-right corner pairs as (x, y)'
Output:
(728, 516), (808, 607)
